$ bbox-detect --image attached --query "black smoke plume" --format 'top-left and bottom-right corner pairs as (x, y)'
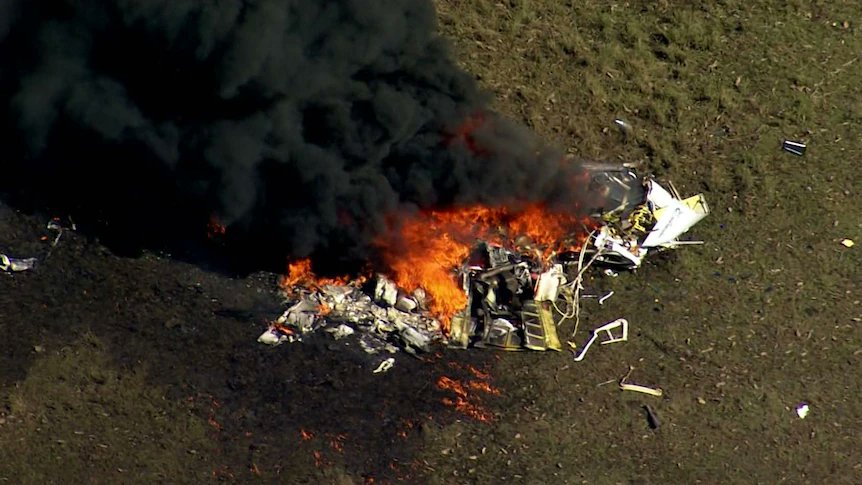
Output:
(0, 0), (582, 272)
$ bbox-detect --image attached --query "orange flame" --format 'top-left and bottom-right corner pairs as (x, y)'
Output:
(278, 258), (361, 295)
(376, 204), (594, 330)
(436, 376), (496, 422)
(466, 364), (490, 380)
(207, 215), (227, 239)
(329, 433), (347, 453)
(280, 259), (315, 290)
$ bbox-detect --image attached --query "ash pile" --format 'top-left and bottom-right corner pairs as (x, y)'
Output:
(258, 164), (709, 357)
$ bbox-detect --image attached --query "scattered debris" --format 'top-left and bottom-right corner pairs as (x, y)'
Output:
(1, 217), (76, 273)
(796, 403), (810, 419)
(0, 253), (37, 272)
(46, 217), (75, 248)
(373, 357), (396, 374)
(261, 165), (709, 358)
(325, 324), (355, 340)
(782, 140), (806, 156)
(260, 277), (442, 355)
(571, 319), (629, 362)
(619, 366), (663, 397)
(643, 405), (661, 429)
(257, 325), (295, 346)
(613, 119), (633, 138)
(374, 275), (399, 307)
(589, 171), (709, 270)
(840, 238), (854, 248)
(620, 383), (664, 397)
(598, 290), (615, 305)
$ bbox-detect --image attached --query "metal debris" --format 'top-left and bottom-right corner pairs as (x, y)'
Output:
(359, 334), (399, 355)
(613, 119), (633, 138)
(618, 366), (663, 396)
(620, 383), (664, 397)
(395, 319), (432, 353)
(782, 140), (806, 156)
(0, 253), (37, 272)
(261, 165), (709, 357)
(257, 326), (294, 346)
(374, 275), (399, 306)
(373, 357), (395, 374)
(261, 277), (441, 355)
(598, 290), (614, 305)
(590, 176), (710, 270)
(571, 318), (628, 362)
(325, 324), (355, 340)
(46, 217), (75, 248)
(395, 294), (418, 313)
(644, 405), (661, 429)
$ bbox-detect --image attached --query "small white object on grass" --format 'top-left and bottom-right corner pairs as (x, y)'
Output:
(795, 403), (810, 419)
(373, 357), (395, 374)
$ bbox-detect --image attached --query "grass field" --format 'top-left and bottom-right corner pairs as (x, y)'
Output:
(422, 0), (862, 482)
(1, 1), (860, 483)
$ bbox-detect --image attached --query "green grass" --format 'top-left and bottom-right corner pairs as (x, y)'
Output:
(426, 0), (862, 481)
(0, 334), (216, 483)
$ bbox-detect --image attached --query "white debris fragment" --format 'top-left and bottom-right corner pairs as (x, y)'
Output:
(641, 180), (710, 249)
(594, 226), (646, 268)
(617, 366), (663, 396)
(276, 300), (318, 333)
(598, 290), (615, 305)
(840, 238), (854, 248)
(620, 383), (663, 397)
(0, 254), (37, 272)
(535, 264), (565, 302)
(373, 357), (395, 374)
(572, 318), (629, 362)
(321, 284), (354, 305)
(394, 294), (418, 313)
(411, 288), (427, 309)
(796, 403), (810, 419)
(257, 327), (290, 346)
(324, 324), (355, 340)
(394, 319), (431, 353)
(374, 275), (399, 306)
(613, 118), (633, 137)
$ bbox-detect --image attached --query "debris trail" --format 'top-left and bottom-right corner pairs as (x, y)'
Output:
(260, 166), (709, 356)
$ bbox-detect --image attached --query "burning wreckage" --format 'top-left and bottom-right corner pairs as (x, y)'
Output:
(258, 164), (709, 361)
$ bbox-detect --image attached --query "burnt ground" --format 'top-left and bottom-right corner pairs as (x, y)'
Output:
(3, 1), (862, 484)
(0, 202), (500, 483)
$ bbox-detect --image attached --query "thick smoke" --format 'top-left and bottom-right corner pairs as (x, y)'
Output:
(0, 0), (581, 270)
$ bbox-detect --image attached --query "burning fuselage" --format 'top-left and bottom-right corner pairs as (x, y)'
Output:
(262, 163), (709, 354)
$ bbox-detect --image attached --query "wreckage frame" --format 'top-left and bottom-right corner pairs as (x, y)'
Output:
(257, 165), (709, 359)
